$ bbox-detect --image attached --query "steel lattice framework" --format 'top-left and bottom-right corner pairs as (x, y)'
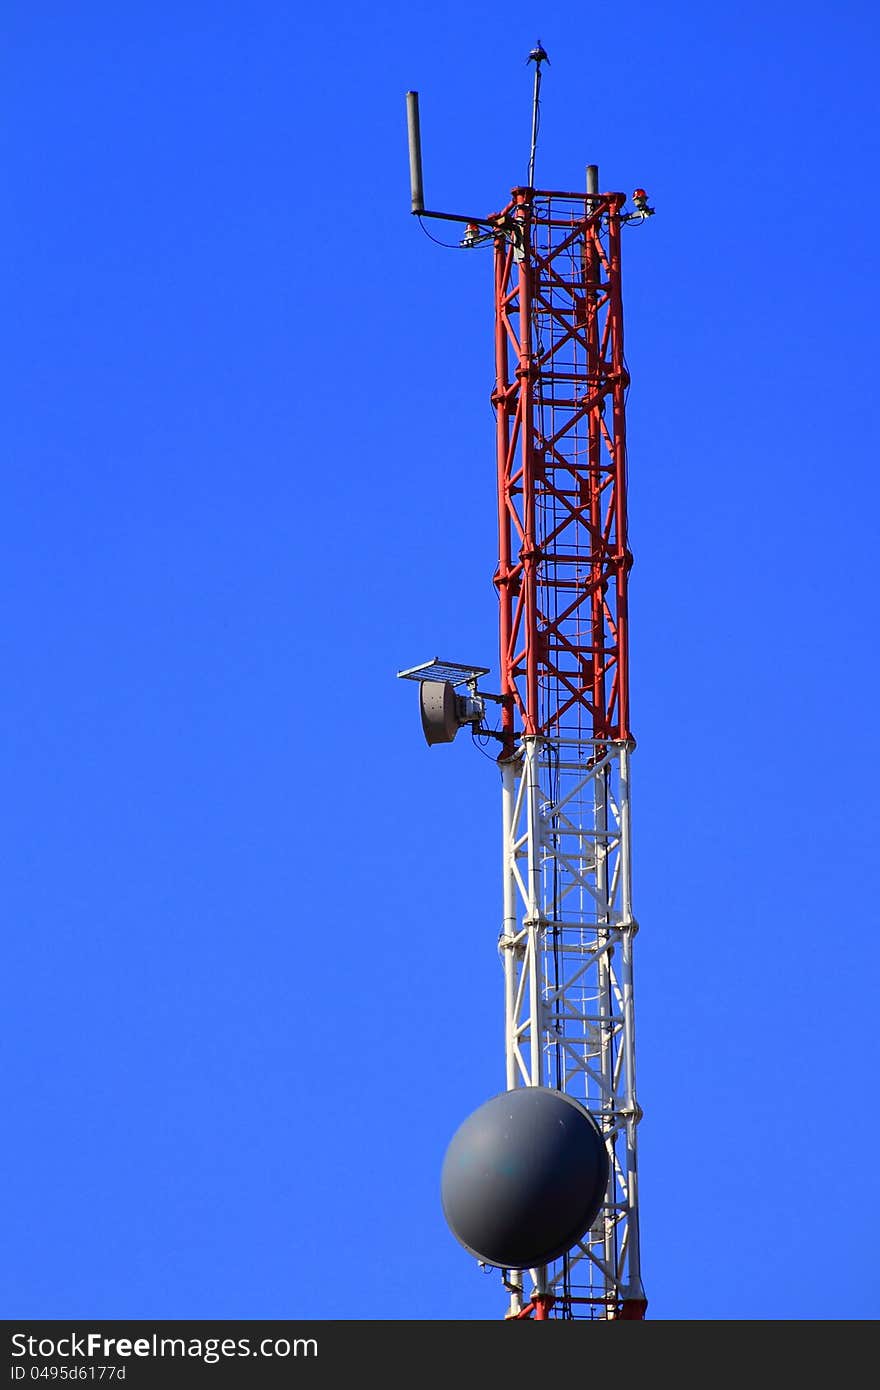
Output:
(491, 188), (646, 1320)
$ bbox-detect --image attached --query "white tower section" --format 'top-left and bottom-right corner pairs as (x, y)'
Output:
(500, 737), (643, 1318)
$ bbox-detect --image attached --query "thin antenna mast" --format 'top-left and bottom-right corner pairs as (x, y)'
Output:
(526, 41), (549, 187)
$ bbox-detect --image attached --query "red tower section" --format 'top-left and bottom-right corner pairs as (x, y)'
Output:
(493, 189), (632, 754)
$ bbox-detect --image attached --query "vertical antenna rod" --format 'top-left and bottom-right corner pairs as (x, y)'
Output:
(402, 92), (489, 227)
(406, 91), (425, 214)
(526, 41), (549, 187)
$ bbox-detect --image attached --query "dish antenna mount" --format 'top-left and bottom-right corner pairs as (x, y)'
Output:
(397, 658), (491, 747)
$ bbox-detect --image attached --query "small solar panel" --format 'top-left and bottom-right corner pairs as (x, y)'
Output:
(396, 657), (490, 686)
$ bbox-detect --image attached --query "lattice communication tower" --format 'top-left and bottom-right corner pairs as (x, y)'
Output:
(399, 53), (653, 1321)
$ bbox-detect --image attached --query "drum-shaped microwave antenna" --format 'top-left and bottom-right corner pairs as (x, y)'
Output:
(397, 659), (490, 747)
(420, 680), (460, 744)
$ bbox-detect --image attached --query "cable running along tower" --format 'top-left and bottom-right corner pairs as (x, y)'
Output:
(400, 50), (653, 1321)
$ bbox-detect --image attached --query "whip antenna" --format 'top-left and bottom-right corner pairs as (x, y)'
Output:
(527, 41), (549, 187)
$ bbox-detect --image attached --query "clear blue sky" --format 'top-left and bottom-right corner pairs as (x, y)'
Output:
(3, 0), (879, 1321)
